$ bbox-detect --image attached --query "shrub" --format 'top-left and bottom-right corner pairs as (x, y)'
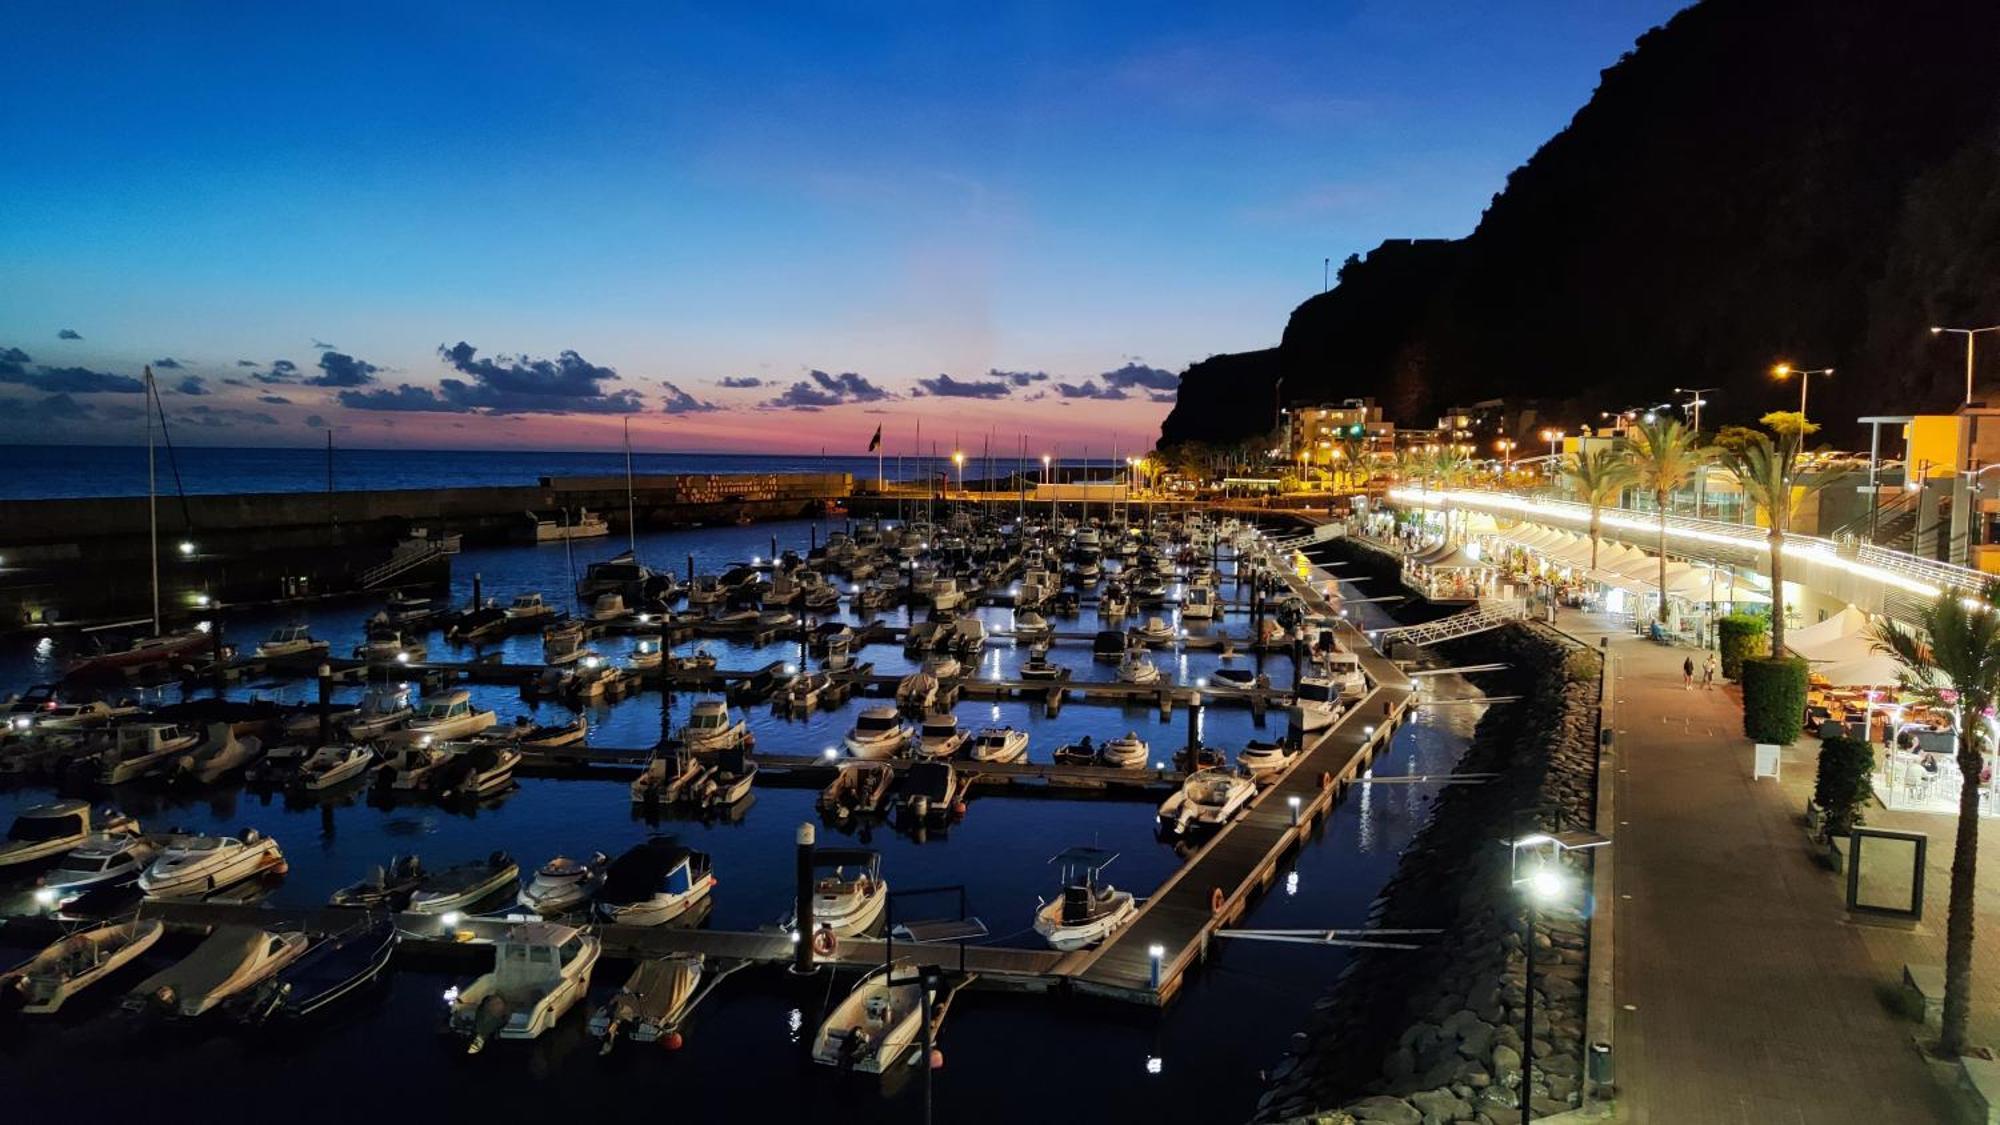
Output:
(1562, 646), (1601, 686)
(1740, 656), (1808, 744)
(1813, 736), (1876, 838)
(1716, 613), (1769, 680)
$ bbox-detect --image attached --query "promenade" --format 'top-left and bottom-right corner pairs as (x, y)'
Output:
(1557, 612), (1967, 1124)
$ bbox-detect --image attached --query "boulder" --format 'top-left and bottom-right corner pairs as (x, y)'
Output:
(1345, 1096), (1423, 1125)
(1491, 1044), (1522, 1088)
(1409, 1088), (1474, 1121)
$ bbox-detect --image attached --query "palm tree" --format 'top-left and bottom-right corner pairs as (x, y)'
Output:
(1621, 418), (1713, 621)
(1557, 449), (1636, 570)
(1718, 412), (1834, 657)
(1870, 580), (2000, 1058)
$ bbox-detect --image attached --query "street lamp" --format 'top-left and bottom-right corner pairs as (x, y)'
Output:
(1495, 439), (1515, 478)
(1509, 830), (1611, 1120)
(1770, 362), (1832, 419)
(1538, 429), (1564, 475)
(952, 451), (965, 495)
(1671, 386), (1718, 434)
(1930, 325), (2000, 406)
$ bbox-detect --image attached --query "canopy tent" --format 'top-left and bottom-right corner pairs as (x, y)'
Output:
(1785, 606), (1872, 653)
(1418, 544), (1492, 571)
(1786, 606), (1899, 686)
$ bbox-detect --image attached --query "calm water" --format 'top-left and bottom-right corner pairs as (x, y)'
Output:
(0, 445), (1127, 500)
(0, 522), (1484, 1121)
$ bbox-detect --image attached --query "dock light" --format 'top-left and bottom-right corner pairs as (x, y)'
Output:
(33, 886), (58, 907)
(395, 652), (411, 664)
(1148, 943), (1166, 990)
(440, 911), (462, 928)
(1145, 1056), (1163, 1076)
(442, 985), (460, 1004)
(584, 655), (602, 669)
(789, 930), (801, 944)
(752, 556), (761, 565)
(822, 746), (837, 760)
(420, 735), (434, 748)
(1285, 870), (1299, 897)
(1288, 795), (1302, 825)
(783, 663), (798, 675)
(193, 594), (211, 607)
(178, 540), (195, 556)
(636, 613), (651, 624)
(1195, 677), (1208, 688)
(1154, 760), (1166, 770)
(1527, 866), (1566, 904)
(1363, 725), (1376, 738)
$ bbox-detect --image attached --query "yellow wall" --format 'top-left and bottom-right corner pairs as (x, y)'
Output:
(1907, 415), (1963, 475)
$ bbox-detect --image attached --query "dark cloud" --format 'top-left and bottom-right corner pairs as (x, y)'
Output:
(1147, 390), (1178, 403)
(182, 404), (279, 427)
(236, 359), (257, 367)
(914, 373), (1011, 399)
(763, 370), (891, 410)
(338, 385), (467, 413)
(304, 414), (330, 429)
(252, 358), (300, 385)
(995, 369), (1051, 386)
(257, 394), (291, 405)
(311, 338), (335, 350)
(423, 340), (643, 414)
(1100, 362), (1179, 391)
(715, 376), (765, 389)
(222, 377), (248, 387)
(25, 393), (89, 420)
(0, 347), (28, 378)
(57, 329), (82, 340)
(660, 380), (720, 414)
(308, 350), (378, 387)
(1, 366), (146, 394)
(1055, 380), (1128, 400)
(175, 376), (209, 396)
(152, 357), (183, 370)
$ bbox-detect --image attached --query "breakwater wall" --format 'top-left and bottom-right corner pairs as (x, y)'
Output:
(1254, 624), (1604, 1125)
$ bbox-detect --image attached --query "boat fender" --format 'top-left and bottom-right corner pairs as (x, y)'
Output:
(811, 926), (838, 958)
(662, 1031), (686, 1051)
(1210, 887), (1225, 915)
(1318, 772), (1333, 791)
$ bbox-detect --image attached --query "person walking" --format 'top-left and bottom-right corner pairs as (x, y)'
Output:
(1683, 655), (1695, 690)
(1702, 652), (1718, 690)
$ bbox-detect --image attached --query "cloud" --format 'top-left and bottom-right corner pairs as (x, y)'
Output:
(175, 376), (209, 396)
(304, 414), (330, 429)
(251, 359), (300, 384)
(222, 377), (248, 387)
(1147, 391), (1178, 403)
(715, 376), (765, 388)
(339, 384), (466, 413)
(152, 357), (183, 370)
(1055, 380), (1128, 400)
(1100, 362), (1179, 391)
(236, 359), (257, 367)
(1, 365), (146, 394)
(258, 394), (291, 405)
(21, 393), (90, 420)
(995, 369), (1050, 386)
(57, 329), (82, 340)
(308, 350), (378, 387)
(763, 369), (891, 410)
(0, 347), (28, 378)
(660, 380), (720, 414)
(914, 373), (1011, 399)
(182, 403), (279, 427)
(311, 338), (335, 350)
(426, 340), (644, 414)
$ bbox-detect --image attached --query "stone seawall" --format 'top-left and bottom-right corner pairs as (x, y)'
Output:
(1254, 624), (1603, 1125)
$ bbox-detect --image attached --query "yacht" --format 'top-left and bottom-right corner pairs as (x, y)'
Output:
(343, 684), (414, 739)
(407, 852), (520, 914)
(679, 698), (749, 753)
(920, 652), (962, 680)
(597, 839), (716, 926)
(289, 744), (374, 792)
(843, 708), (912, 759)
(577, 551), (654, 599)
(818, 760), (895, 819)
(37, 831), (164, 905)
(1238, 739), (1299, 779)
(543, 621), (587, 665)
(1098, 731), (1149, 769)
(392, 691), (496, 743)
(1292, 677), (1346, 732)
(139, 830), (287, 899)
(1033, 847), (1137, 952)
(354, 629), (427, 664)
(97, 723), (203, 785)
(506, 592), (556, 623)
(1156, 768), (1257, 837)
(3, 918), (164, 1014)
(527, 507), (610, 543)
(968, 726), (1029, 764)
(789, 851), (887, 938)
(1181, 584), (1217, 621)
(126, 925), (308, 1018)
(1116, 651), (1161, 686)
(915, 713), (968, 760)
(445, 922), (600, 1053)
(170, 725), (264, 785)
(0, 801), (137, 871)
(1133, 616), (1176, 645)
(1319, 649), (1368, 698)
(1012, 610), (1051, 639)
(810, 959), (931, 1072)
(519, 853), (608, 916)
(894, 671), (939, 711)
(253, 625), (328, 660)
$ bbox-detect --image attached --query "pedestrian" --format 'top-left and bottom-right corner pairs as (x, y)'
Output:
(1703, 652), (1718, 689)
(1683, 655), (1695, 690)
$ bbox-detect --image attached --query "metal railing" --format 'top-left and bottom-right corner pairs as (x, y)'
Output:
(358, 540), (448, 590)
(1372, 599), (1527, 647)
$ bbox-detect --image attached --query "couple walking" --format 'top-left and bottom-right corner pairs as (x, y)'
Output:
(1683, 652), (1718, 690)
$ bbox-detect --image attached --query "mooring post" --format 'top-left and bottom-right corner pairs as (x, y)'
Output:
(471, 572), (482, 610)
(316, 663), (333, 747)
(1185, 690), (1201, 756)
(770, 534), (778, 561)
(793, 822), (817, 974)
(687, 553), (694, 584)
(1148, 943), (1165, 991)
(811, 524), (818, 552)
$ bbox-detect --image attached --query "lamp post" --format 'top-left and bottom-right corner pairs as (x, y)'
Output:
(1495, 439), (1515, 481)
(1508, 830), (1612, 1117)
(1538, 429), (1564, 477)
(1770, 363), (1832, 420)
(1673, 387), (1719, 515)
(1931, 325), (2000, 406)
(952, 451), (965, 496)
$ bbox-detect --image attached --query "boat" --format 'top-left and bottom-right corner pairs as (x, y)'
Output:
(253, 625), (328, 660)
(588, 954), (704, 1051)
(1292, 676), (1346, 733)
(968, 726), (1029, 764)
(65, 629), (211, 681)
(1318, 648), (1368, 698)
(678, 698), (749, 753)
(343, 684), (414, 739)
(1099, 731), (1149, 769)
(1180, 584), (1217, 620)
(372, 744), (452, 791)
(1012, 610), (1051, 639)
(527, 507), (610, 543)
(1033, 847), (1136, 952)
(1238, 739), (1299, 779)
(1116, 651), (1161, 686)
(899, 759), (965, 825)
(596, 839), (716, 926)
(630, 751), (711, 806)
(507, 714), (589, 749)
(1091, 630), (1128, 661)
(386, 590), (435, 625)
(590, 592), (629, 622)
(444, 922), (600, 1053)
(788, 850), (887, 938)
(125, 924), (308, 1018)
(1134, 616), (1176, 645)
(818, 760), (895, 818)
(408, 852), (520, 915)
(354, 628), (427, 664)
(138, 830), (287, 899)
(921, 652), (961, 679)
(696, 747), (758, 808)
(519, 852), (609, 916)
(329, 855), (426, 910)
(171, 724), (264, 785)
(389, 690), (496, 743)
(844, 707), (912, 759)
(1156, 768), (1257, 836)
(685, 575), (726, 607)
(3, 918), (164, 1014)
(781, 670), (834, 713)
(505, 592), (557, 623)
(96, 722), (203, 785)
(426, 744), (521, 801)
(1098, 586), (1129, 618)
(234, 916), (398, 1024)
(543, 620), (587, 665)
(578, 551), (655, 599)
(1020, 655), (1065, 681)
(628, 635), (664, 670)
(0, 801), (138, 871)
(289, 744), (374, 793)
(37, 832), (163, 905)
(894, 671), (939, 711)
(1052, 739), (1098, 767)
(757, 609), (797, 632)
(810, 959), (931, 1072)
(914, 713), (968, 760)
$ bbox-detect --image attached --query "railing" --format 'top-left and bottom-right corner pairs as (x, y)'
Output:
(1371, 598), (1526, 647)
(358, 540), (448, 590)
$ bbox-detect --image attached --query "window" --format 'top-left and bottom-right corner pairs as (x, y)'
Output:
(558, 936), (583, 965)
(7, 812), (84, 841)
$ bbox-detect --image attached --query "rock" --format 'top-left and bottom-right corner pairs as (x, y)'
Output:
(1409, 1089), (1474, 1121)
(1345, 1095), (1423, 1125)
(1538, 1052), (1581, 1077)
(1385, 1045), (1417, 1081)
(1491, 1044), (1522, 1088)
(1456, 1021), (1496, 1061)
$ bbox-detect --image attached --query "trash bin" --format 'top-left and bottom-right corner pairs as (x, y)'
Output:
(1589, 1041), (1614, 1088)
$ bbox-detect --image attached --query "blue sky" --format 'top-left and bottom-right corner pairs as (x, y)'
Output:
(0, 0), (1688, 450)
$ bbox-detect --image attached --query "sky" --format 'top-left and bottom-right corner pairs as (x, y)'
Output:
(0, 0), (1688, 454)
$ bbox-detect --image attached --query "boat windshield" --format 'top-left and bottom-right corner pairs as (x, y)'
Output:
(688, 709), (724, 730)
(923, 721), (957, 738)
(511, 595), (540, 608)
(855, 713), (899, 734)
(420, 702), (458, 720)
(54, 853), (115, 873)
(663, 863), (692, 894)
(1297, 681), (1341, 704)
(8, 811), (84, 842)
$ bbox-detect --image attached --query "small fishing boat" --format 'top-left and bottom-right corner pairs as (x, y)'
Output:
(818, 760), (895, 819)
(1052, 739), (1098, 767)
(589, 953), (704, 1052)
(508, 714), (588, 749)
(1116, 651), (1161, 686)
(527, 508), (610, 543)
(1238, 739), (1299, 779)
(968, 726), (1029, 764)
(1091, 630), (1128, 661)
(810, 959), (930, 1072)
(1098, 586), (1129, 618)
(506, 592), (557, 623)
(171, 725), (264, 785)
(788, 850), (888, 938)
(139, 830), (287, 899)
(1133, 616), (1176, 646)
(1180, 584), (1217, 620)
(630, 751), (711, 806)
(921, 652), (962, 680)
(445, 922), (599, 1053)
(1012, 609), (1051, 639)
(1156, 768), (1257, 837)
(407, 851), (520, 915)
(1020, 655), (1065, 681)
(426, 744), (521, 801)
(596, 839), (716, 927)
(543, 620), (587, 666)
(234, 916), (398, 1024)
(1292, 676), (1345, 733)
(329, 855), (426, 910)
(696, 747), (757, 808)
(590, 593), (629, 622)
(96, 722), (203, 785)
(844, 707), (912, 759)
(899, 759), (965, 825)
(781, 670), (834, 713)
(1033, 847), (1136, 952)
(678, 698), (748, 753)
(343, 684), (414, 739)
(578, 551), (655, 599)
(253, 624), (328, 661)
(628, 636), (664, 670)
(390, 691), (496, 743)
(354, 630), (428, 663)
(893, 671), (938, 711)
(289, 744), (374, 793)
(3, 918), (165, 1014)
(1319, 648), (1368, 698)
(914, 713), (968, 760)
(518, 852), (608, 916)
(1098, 731), (1149, 769)
(372, 744), (452, 791)
(0, 801), (138, 872)
(126, 925), (309, 1018)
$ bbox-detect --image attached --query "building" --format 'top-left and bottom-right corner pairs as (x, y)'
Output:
(1281, 399), (1396, 470)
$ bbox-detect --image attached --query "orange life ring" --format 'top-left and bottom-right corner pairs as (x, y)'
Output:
(1210, 887), (1225, 914)
(811, 926), (838, 957)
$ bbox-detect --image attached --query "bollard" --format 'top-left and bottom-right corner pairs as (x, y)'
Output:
(1288, 795), (1302, 826)
(1185, 691), (1201, 755)
(687, 554), (695, 584)
(771, 534), (778, 560)
(316, 664), (333, 747)
(792, 823), (817, 975)
(1589, 1041), (1614, 1092)
(471, 572), (482, 610)
(1148, 944), (1165, 991)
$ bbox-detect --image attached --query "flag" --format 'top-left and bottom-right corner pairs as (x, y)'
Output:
(867, 425), (882, 452)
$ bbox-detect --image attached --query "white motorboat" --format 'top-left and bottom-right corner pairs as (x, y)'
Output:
(921, 653), (962, 680)
(782, 670), (833, 713)
(1319, 649), (1368, 698)
(1292, 676), (1345, 733)
(589, 954), (704, 1051)
(590, 592), (629, 622)
(408, 852), (520, 914)
(528, 508), (610, 542)
(37, 831), (163, 905)
(1156, 768), (1257, 836)
(126, 925), (308, 1018)
(97, 722), (203, 785)
(931, 577), (965, 611)
(894, 671), (939, 711)
(353, 630), (426, 664)
(757, 609), (797, 632)
(1238, 739), (1299, 779)
(596, 839), (716, 927)
(139, 830), (287, 899)
(1181, 584), (1217, 620)
(506, 592), (557, 623)
(696, 747), (758, 808)
(685, 575), (726, 606)
(343, 684), (414, 739)
(391, 691), (496, 743)
(0, 801), (138, 871)
(329, 855), (426, 910)
(253, 624), (328, 660)
(171, 724), (264, 785)
(968, 726), (1029, 764)
(1012, 610), (1051, 639)
(1116, 651), (1161, 686)
(372, 744), (452, 791)
(790, 851), (887, 938)
(430, 744), (521, 801)
(628, 635), (664, 670)
(817, 760), (895, 818)
(1134, 616), (1176, 645)
(679, 698), (749, 753)
(1033, 847), (1137, 952)
(898, 759), (966, 825)
(915, 713), (968, 759)
(810, 958), (931, 1072)
(3, 918), (164, 1014)
(1098, 586), (1129, 618)
(543, 621), (587, 665)
(844, 708), (912, 759)
(519, 853), (608, 915)
(1098, 731), (1149, 769)
(290, 744), (374, 792)
(630, 751), (711, 806)
(445, 922), (600, 1053)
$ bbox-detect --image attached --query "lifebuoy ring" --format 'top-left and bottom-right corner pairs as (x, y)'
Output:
(811, 926), (838, 957)
(1210, 887), (1225, 915)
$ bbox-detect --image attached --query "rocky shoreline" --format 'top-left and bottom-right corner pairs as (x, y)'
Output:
(1254, 624), (1603, 1125)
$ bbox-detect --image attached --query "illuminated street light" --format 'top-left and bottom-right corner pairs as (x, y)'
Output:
(1931, 325), (2000, 406)
(178, 540), (196, 557)
(1771, 362), (1832, 419)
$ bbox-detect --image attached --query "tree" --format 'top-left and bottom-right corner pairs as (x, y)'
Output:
(1621, 417), (1714, 621)
(1870, 580), (2000, 1058)
(1717, 411), (1836, 656)
(1557, 448), (1636, 570)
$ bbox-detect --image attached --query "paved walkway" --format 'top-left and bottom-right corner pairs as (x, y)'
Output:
(1555, 612), (1962, 1125)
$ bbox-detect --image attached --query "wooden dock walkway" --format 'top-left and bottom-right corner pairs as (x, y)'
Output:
(514, 745), (1186, 798)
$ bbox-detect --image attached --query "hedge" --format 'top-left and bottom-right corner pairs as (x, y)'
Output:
(1716, 613), (1770, 681)
(1741, 655), (1808, 744)
(1814, 736), (1876, 837)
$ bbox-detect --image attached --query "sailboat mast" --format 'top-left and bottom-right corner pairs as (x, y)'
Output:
(623, 417), (637, 556)
(145, 366), (160, 634)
